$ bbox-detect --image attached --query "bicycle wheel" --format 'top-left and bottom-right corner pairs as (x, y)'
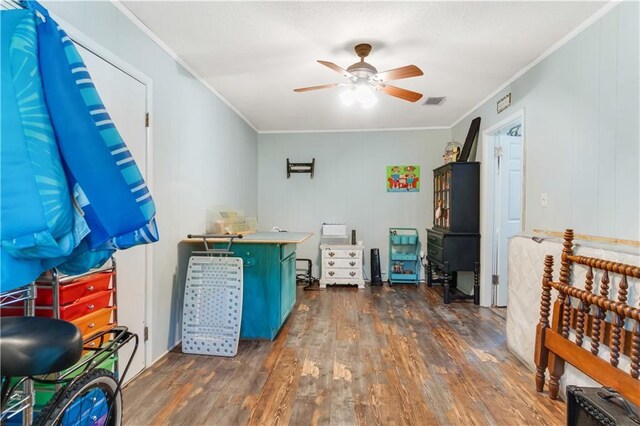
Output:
(34, 369), (122, 426)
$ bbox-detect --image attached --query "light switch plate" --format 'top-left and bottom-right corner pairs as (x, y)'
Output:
(541, 193), (548, 207)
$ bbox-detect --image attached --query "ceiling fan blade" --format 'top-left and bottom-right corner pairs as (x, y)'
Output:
(375, 65), (423, 81)
(381, 85), (423, 103)
(293, 83), (339, 93)
(317, 60), (355, 79)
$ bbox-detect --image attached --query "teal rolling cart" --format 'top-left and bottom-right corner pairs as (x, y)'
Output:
(388, 228), (421, 285)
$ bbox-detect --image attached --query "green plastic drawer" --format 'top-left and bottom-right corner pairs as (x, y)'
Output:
(29, 353), (117, 408)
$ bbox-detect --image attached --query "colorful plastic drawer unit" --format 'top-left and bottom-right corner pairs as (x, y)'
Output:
(36, 272), (113, 305)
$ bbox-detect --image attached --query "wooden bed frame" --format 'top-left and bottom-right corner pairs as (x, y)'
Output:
(534, 229), (640, 405)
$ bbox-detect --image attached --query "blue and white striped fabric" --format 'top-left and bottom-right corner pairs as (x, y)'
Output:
(30, 0), (158, 260)
(1, 2), (159, 289)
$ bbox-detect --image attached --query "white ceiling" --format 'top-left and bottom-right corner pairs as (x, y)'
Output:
(122, 1), (606, 132)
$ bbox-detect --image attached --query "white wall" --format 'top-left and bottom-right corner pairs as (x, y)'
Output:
(43, 1), (258, 362)
(453, 1), (639, 241)
(258, 130), (450, 280)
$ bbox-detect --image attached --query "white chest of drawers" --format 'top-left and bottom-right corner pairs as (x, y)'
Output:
(319, 243), (365, 289)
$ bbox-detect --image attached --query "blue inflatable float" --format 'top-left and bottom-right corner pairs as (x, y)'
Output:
(1, 2), (159, 291)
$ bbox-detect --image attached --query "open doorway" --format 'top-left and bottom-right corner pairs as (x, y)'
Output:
(480, 110), (525, 307)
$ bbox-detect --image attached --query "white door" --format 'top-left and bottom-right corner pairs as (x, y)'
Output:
(76, 45), (148, 381)
(494, 134), (522, 306)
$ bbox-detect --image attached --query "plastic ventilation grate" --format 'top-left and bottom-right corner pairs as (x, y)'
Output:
(423, 96), (445, 106)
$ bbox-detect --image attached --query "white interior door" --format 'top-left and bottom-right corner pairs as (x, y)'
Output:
(76, 45), (148, 381)
(495, 134), (522, 306)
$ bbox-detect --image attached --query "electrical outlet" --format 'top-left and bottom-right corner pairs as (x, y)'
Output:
(541, 193), (548, 207)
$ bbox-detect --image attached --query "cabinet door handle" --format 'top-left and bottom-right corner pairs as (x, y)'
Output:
(328, 251), (335, 257)
(349, 252), (356, 257)
(349, 272), (356, 277)
(349, 261), (356, 267)
(328, 271), (335, 276)
(328, 261), (335, 266)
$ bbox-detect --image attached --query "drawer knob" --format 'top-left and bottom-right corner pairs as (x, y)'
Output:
(349, 272), (356, 277)
(328, 261), (335, 266)
(88, 323), (95, 329)
(88, 342), (96, 347)
(86, 286), (94, 292)
(328, 251), (335, 257)
(328, 271), (335, 276)
(349, 261), (356, 267)
(349, 252), (356, 257)
(87, 304), (95, 310)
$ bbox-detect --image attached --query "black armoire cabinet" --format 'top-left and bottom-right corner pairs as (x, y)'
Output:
(426, 162), (480, 304)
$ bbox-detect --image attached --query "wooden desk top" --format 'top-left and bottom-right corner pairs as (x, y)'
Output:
(182, 232), (313, 245)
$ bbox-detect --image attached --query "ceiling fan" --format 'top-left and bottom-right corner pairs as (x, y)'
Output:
(294, 43), (424, 107)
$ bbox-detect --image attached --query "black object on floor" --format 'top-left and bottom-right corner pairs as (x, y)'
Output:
(297, 258), (321, 291)
(370, 248), (382, 285)
(566, 386), (640, 426)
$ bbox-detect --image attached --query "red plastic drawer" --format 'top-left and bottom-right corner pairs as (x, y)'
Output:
(0, 304), (28, 317)
(1, 290), (114, 320)
(57, 290), (114, 321)
(36, 272), (113, 306)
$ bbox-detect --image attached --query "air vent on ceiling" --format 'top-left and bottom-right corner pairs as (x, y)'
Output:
(423, 96), (446, 106)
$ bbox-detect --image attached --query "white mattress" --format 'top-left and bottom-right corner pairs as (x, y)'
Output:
(507, 233), (639, 398)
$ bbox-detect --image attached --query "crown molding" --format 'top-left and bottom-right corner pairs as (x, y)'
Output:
(110, 0), (258, 133)
(450, 0), (621, 129)
(258, 126), (451, 135)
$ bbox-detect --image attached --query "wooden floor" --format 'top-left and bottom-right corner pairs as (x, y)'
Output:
(122, 285), (565, 425)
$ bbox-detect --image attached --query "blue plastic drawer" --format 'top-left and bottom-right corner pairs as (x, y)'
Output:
(390, 273), (418, 281)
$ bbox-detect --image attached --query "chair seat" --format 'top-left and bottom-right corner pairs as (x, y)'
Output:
(1, 317), (82, 377)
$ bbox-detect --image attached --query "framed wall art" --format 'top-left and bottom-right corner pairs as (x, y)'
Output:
(387, 165), (420, 192)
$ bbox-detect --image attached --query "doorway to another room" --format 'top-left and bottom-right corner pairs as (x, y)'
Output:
(480, 111), (525, 308)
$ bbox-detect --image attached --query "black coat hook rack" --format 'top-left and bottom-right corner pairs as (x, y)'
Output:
(287, 158), (315, 178)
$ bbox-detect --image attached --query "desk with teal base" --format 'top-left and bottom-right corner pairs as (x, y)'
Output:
(182, 232), (312, 340)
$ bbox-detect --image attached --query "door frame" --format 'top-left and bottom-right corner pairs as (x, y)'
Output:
(479, 109), (526, 307)
(54, 13), (155, 369)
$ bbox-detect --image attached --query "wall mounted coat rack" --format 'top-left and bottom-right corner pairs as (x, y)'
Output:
(287, 158), (315, 178)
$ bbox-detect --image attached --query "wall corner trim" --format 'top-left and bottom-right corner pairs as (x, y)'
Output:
(110, 0), (258, 133)
(258, 126), (452, 135)
(449, 0), (621, 129)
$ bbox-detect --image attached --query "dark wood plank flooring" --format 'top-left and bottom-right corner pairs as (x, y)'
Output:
(123, 285), (564, 425)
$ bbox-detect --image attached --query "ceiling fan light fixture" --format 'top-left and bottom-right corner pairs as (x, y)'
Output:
(295, 44), (423, 104)
(354, 84), (377, 108)
(340, 88), (356, 106)
(340, 84), (377, 108)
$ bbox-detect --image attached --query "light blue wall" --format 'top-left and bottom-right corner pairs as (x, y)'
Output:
(258, 130), (451, 280)
(452, 1), (639, 241)
(43, 1), (258, 361)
